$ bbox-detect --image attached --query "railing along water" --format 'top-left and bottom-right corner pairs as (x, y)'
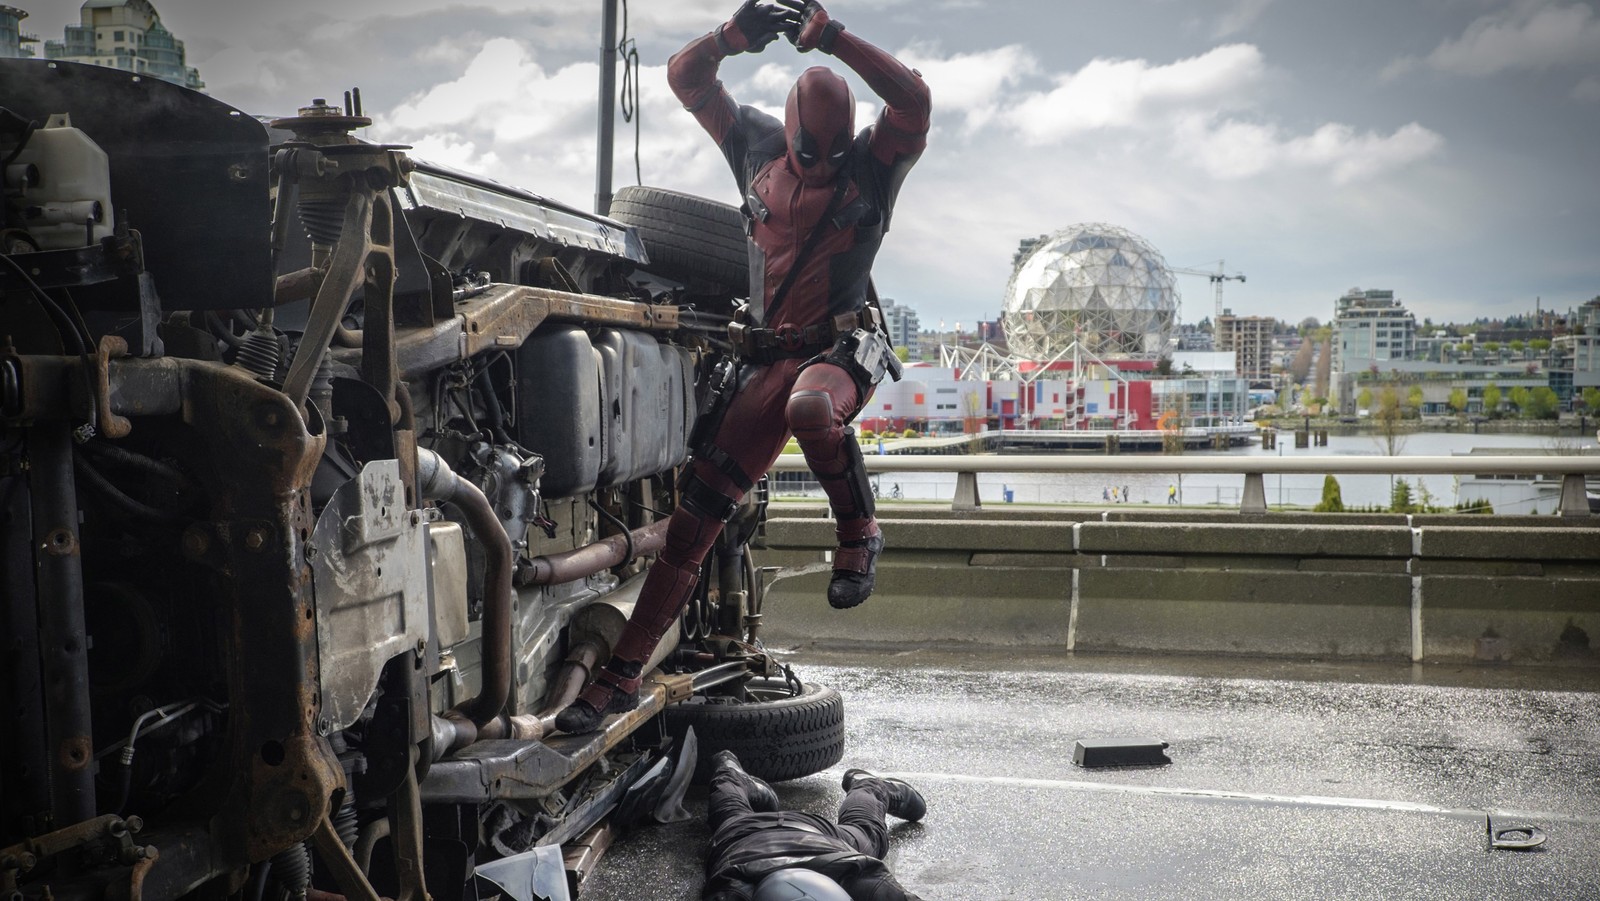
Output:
(767, 454), (1599, 516)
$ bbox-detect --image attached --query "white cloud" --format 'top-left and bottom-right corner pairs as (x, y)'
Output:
(897, 44), (1038, 131)
(1003, 44), (1265, 143)
(1391, 2), (1600, 78)
(1175, 117), (1444, 184)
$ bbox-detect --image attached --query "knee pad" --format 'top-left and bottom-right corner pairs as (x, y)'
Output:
(786, 389), (836, 437)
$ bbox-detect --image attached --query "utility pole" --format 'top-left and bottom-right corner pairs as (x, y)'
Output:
(595, 0), (618, 215)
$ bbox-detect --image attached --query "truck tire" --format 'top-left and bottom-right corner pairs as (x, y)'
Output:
(664, 679), (845, 784)
(609, 185), (748, 294)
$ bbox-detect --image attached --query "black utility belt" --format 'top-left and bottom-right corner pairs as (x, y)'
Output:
(728, 309), (878, 362)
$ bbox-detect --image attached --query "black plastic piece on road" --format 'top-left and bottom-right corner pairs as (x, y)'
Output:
(1073, 738), (1172, 768)
(1487, 816), (1547, 851)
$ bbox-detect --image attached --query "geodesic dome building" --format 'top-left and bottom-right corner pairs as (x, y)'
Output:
(1001, 224), (1179, 360)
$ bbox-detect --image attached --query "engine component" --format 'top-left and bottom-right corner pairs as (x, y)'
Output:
(7, 113), (113, 250)
(467, 441), (545, 554)
(428, 521), (470, 652)
(417, 448), (513, 735)
(310, 459), (431, 732)
(515, 326), (602, 499)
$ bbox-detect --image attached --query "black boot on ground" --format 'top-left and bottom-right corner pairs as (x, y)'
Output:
(828, 532), (884, 609)
(842, 767), (926, 822)
(712, 750), (779, 813)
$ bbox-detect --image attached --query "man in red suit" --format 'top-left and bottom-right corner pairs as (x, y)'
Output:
(558, 0), (930, 734)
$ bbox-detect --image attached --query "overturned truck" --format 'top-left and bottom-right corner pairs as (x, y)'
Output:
(0, 60), (842, 901)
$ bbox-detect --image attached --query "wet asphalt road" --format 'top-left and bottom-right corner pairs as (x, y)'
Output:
(581, 649), (1600, 900)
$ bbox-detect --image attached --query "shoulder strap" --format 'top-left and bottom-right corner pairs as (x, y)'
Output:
(761, 167), (853, 325)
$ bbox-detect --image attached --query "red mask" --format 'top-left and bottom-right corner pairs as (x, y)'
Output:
(785, 67), (854, 187)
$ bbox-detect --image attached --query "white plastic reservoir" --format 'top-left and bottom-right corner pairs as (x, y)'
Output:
(11, 113), (114, 250)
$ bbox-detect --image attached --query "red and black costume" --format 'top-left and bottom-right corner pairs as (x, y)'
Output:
(557, 0), (930, 734)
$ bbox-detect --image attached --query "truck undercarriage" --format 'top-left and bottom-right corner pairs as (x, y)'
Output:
(0, 60), (842, 901)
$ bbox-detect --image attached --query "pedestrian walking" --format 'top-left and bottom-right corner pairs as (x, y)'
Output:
(1168, 484), (1178, 504)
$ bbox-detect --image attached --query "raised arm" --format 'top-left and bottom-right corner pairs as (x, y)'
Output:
(668, 1), (798, 145)
(781, 0), (931, 164)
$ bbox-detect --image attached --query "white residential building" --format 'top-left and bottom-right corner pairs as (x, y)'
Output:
(1332, 288), (1415, 373)
(43, 0), (203, 90)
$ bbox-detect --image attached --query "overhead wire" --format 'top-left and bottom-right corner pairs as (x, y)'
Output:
(618, 0), (642, 186)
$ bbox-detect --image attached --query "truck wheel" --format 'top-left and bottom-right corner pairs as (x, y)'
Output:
(608, 186), (748, 295)
(664, 679), (845, 784)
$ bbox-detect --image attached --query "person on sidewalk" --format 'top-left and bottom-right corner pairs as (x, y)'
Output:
(557, 0), (931, 735)
(704, 750), (928, 900)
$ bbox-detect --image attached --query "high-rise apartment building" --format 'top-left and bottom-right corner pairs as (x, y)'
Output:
(43, 0), (203, 90)
(879, 296), (920, 354)
(0, 6), (36, 58)
(1561, 297), (1600, 392)
(1214, 310), (1274, 381)
(1332, 288), (1415, 372)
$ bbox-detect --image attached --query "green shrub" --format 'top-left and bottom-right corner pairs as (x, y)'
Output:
(1390, 478), (1415, 513)
(1313, 475), (1345, 512)
(902, 428), (920, 439)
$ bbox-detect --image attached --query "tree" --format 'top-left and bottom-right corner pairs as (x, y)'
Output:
(1482, 383), (1502, 416)
(1314, 337), (1333, 398)
(1582, 387), (1600, 413)
(1289, 339), (1314, 383)
(1531, 338), (1552, 352)
(1407, 385), (1424, 414)
(1508, 385), (1530, 414)
(1357, 387), (1373, 411)
(1510, 339), (1526, 353)
(1390, 477), (1414, 513)
(1314, 475), (1345, 513)
(894, 345), (910, 363)
(1375, 386), (1406, 455)
(1448, 387), (1469, 417)
(1525, 386), (1559, 420)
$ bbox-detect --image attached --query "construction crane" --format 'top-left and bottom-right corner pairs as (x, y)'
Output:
(1170, 260), (1246, 325)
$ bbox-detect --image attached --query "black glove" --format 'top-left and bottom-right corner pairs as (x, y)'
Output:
(723, 0), (799, 54)
(777, 0), (844, 53)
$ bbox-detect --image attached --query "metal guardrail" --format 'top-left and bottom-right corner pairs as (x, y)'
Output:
(767, 453), (1600, 516)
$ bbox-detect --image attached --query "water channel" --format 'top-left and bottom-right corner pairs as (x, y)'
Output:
(775, 431), (1597, 511)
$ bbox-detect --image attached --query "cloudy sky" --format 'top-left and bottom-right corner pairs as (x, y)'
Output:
(32, 0), (1600, 327)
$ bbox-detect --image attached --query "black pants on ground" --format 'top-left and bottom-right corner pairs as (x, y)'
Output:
(703, 769), (921, 901)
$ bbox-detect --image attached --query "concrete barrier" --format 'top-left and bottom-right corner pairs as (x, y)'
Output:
(755, 503), (1600, 665)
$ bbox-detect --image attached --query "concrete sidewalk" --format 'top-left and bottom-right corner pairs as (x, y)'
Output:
(581, 649), (1600, 899)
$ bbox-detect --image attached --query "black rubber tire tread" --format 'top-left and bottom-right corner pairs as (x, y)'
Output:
(609, 185), (748, 293)
(663, 679), (845, 785)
